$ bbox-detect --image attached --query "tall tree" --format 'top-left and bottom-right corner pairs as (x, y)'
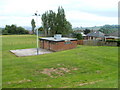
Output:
(56, 6), (66, 34)
(41, 12), (49, 36)
(41, 6), (72, 36)
(31, 19), (36, 34)
(48, 10), (56, 36)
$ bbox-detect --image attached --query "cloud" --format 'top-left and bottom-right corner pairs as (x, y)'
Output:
(0, 0), (119, 27)
(66, 11), (117, 27)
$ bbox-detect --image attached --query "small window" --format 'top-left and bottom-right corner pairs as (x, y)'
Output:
(64, 41), (72, 44)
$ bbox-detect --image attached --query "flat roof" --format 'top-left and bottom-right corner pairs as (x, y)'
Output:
(39, 37), (77, 42)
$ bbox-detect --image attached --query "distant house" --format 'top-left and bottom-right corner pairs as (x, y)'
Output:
(105, 36), (120, 41)
(105, 31), (120, 40)
(86, 31), (105, 40)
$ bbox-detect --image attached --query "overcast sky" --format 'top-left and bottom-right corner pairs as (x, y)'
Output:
(0, 0), (119, 28)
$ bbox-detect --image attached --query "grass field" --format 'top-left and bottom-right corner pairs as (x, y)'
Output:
(2, 35), (118, 88)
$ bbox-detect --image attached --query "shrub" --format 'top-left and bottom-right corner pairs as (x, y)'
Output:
(75, 33), (83, 40)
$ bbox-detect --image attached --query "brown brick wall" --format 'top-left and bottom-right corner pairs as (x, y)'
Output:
(77, 40), (83, 45)
(39, 40), (77, 51)
(53, 41), (77, 51)
(40, 40), (44, 48)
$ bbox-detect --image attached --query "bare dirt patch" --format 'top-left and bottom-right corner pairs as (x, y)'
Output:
(61, 86), (69, 88)
(61, 80), (103, 88)
(39, 67), (78, 78)
(78, 80), (103, 86)
(41, 67), (70, 77)
(6, 78), (32, 85)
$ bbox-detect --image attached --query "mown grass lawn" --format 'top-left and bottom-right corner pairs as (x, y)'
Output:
(2, 35), (118, 88)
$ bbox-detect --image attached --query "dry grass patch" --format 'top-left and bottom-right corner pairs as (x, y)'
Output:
(38, 66), (78, 78)
(78, 80), (103, 86)
(61, 80), (103, 88)
(41, 67), (70, 77)
(6, 78), (32, 85)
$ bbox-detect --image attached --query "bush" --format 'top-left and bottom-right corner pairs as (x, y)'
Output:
(73, 33), (83, 40)
(2, 24), (29, 35)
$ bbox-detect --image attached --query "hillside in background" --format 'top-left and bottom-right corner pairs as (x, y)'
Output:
(73, 25), (118, 31)
(99, 25), (119, 35)
(73, 26), (102, 31)
(1, 24), (119, 35)
(73, 25), (119, 35)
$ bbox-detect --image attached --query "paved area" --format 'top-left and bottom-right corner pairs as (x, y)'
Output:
(10, 48), (53, 57)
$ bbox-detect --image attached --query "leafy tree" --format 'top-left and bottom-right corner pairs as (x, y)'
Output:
(84, 29), (90, 34)
(2, 24), (29, 35)
(3, 25), (17, 34)
(56, 6), (65, 34)
(31, 19), (36, 34)
(17, 26), (29, 34)
(73, 33), (83, 40)
(41, 6), (72, 36)
(41, 11), (49, 36)
(2, 29), (9, 35)
(47, 10), (56, 36)
(64, 21), (72, 35)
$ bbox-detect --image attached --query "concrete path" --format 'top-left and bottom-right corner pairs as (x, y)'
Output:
(10, 48), (53, 57)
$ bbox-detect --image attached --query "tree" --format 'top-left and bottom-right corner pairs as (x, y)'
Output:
(41, 12), (49, 36)
(64, 21), (72, 35)
(84, 29), (90, 34)
(2, 24), (29, 35)
(73, 33), (83, 40)
(41, 6), (72, 36)
(2, 29), (8, 35)
(17, 26), (29, 34)
(56, 6), (65, 34)
(48, 10), (56, 36)
(3, 25), (17, 34)
(31, 19), (36, 34)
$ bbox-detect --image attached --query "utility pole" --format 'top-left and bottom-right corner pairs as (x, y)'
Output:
(33, 11), (40, 55)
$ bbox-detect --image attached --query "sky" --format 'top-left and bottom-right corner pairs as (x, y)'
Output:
(0, 0), (119, 28)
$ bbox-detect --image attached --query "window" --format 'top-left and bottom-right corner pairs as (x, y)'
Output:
(64, 41), (72, 44)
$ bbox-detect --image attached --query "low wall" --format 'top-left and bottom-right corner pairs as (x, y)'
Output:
(77, 40), (83, 45)
(83, 40), (118, 46)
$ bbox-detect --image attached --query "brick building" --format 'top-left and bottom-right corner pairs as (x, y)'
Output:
(39, 34), (77, 51)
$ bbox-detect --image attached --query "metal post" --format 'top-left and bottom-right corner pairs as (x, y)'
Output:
(36, 15), (39, 55)
(33, 11), (40, 55)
